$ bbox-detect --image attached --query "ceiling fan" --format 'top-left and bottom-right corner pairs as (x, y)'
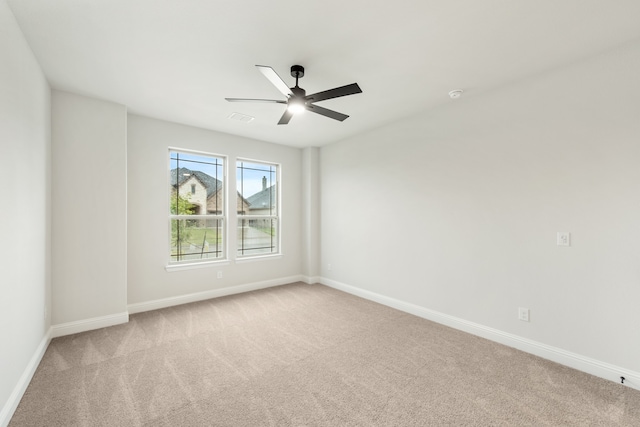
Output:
(225, 65), (362, 125)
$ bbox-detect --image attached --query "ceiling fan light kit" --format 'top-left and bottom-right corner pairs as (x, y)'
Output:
(287, 98), (306, 114)
(226, 64), (362, 125)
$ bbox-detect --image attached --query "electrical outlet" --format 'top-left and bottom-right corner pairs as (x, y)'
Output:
(327, 264), (332, 271)
(518, 307), (530, 322)
(557, 232), (570, 246)
(217, 271), (222, 279)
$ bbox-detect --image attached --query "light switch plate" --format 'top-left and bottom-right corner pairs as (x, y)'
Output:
(557, 232), (570, 246)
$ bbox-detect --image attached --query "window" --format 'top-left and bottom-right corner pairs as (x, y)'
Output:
(169, 149), (225, 263)
(236, 160), (279, 257)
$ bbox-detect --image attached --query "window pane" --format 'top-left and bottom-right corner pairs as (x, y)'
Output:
(169, 149), (225, 265)
(237, 218), (278, 256)
(236, 160), (279, 257)
(236, 161), (277, 216)
(171, 219), (224, 262)
(170, 151), (224, 215)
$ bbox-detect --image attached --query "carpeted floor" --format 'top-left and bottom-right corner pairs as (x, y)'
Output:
(10, 282), (640, 426)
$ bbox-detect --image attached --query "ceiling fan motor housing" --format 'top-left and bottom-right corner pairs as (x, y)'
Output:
(291, 86), (306, 98)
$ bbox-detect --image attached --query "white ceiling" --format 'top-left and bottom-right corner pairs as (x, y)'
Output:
(7, 0), (640, 148)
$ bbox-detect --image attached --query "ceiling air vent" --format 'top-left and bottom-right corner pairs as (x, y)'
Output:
(228, 112), (254, 123)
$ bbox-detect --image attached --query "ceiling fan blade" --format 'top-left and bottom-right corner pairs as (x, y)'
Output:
(306, 104), (349, 121)
(305, 83), (362, 104)
(277, 109), (294, 125)
(225, 98), (286, 103)
(256, 65), (294, 98)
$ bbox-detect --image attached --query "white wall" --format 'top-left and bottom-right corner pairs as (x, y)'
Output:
(0, 0), (51, 423)
(127, 115), (303, 307)
(321, 40), (640, 376)
(51, 91), (128, 326)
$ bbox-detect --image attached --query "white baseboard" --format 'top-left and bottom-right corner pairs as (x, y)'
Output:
(0, 328), (51, 427)
(128, 275), (305, 314)
(51, 312), (130, 338)
(321, 277), (640, 391)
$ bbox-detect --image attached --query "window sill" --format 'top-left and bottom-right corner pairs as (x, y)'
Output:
(165, 260), (230, 272)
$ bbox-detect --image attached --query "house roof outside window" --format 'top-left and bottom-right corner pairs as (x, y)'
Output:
(170, 167), (222, 198)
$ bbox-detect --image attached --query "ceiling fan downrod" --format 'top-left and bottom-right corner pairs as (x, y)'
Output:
(290, 65), (304, 87)
(289, 65), (306, 98)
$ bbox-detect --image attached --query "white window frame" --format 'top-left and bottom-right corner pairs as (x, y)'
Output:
(236, 158), (281, 260)
(167, 148), (227, 268)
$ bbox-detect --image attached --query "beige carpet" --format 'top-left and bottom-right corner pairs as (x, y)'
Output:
(10, 282), (640, 426)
